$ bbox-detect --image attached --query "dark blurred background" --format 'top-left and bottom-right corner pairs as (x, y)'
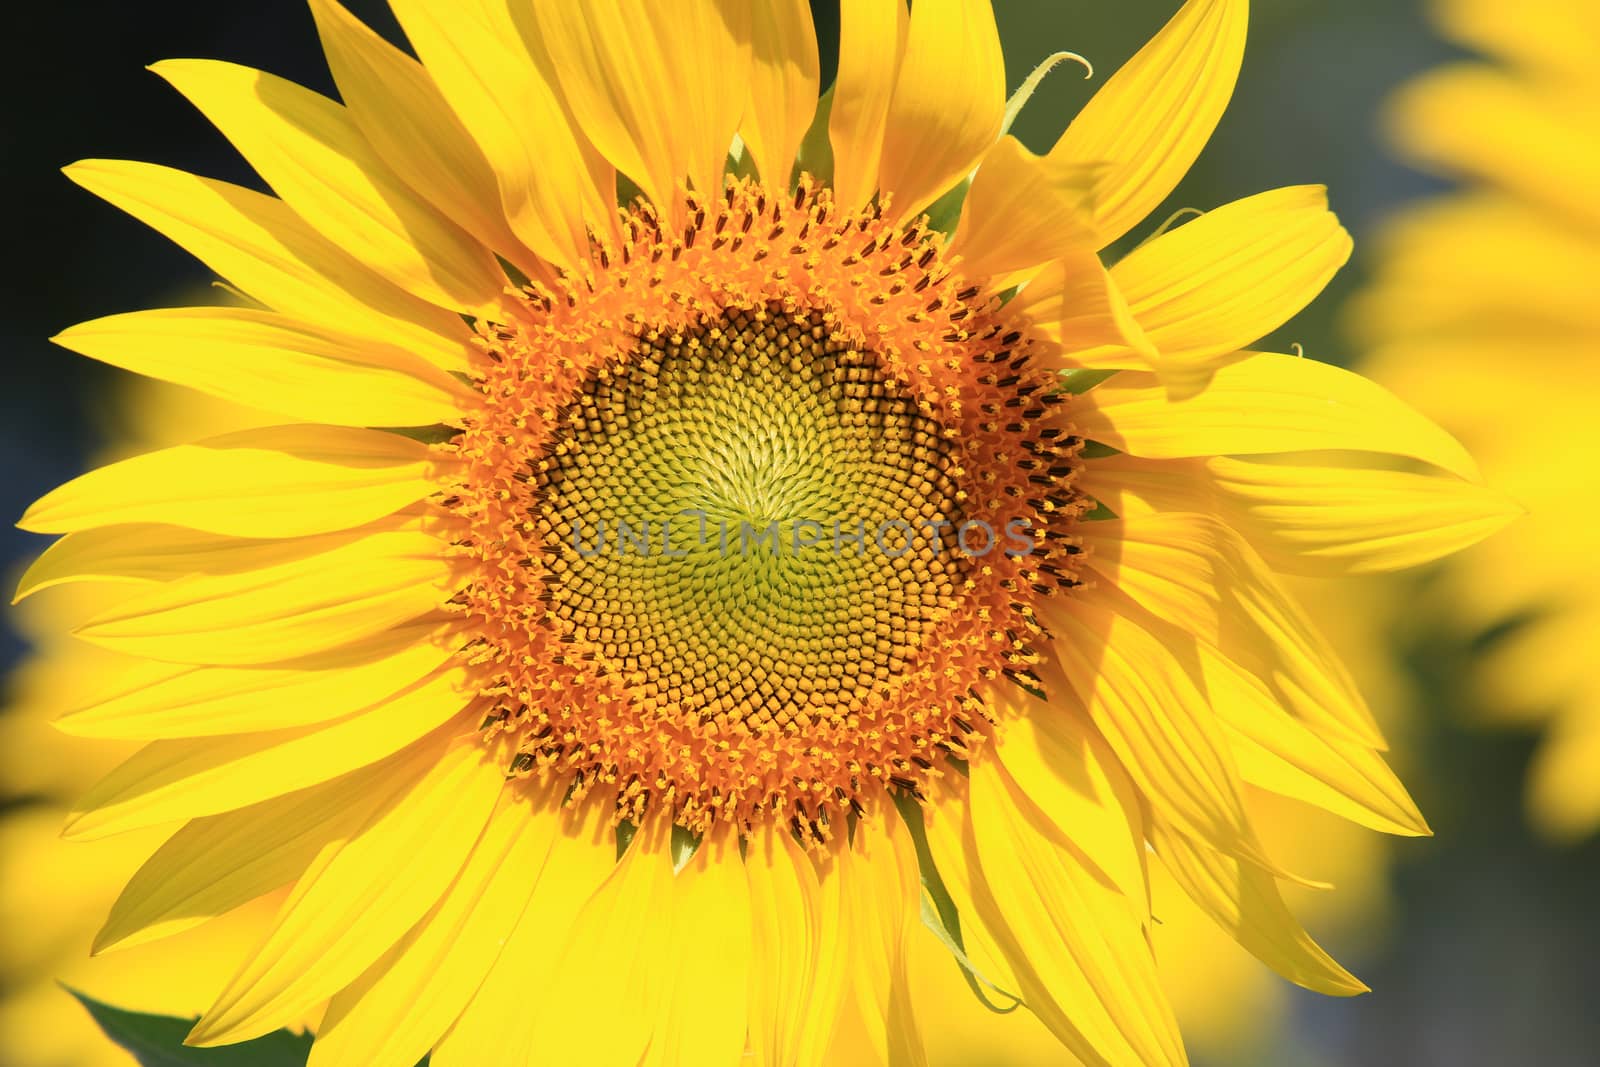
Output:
(3, 2), (1596, 1064)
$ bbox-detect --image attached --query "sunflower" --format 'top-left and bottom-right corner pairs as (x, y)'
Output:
(1353, 0), (1599, 839)
(18, 1), (1515, 1064)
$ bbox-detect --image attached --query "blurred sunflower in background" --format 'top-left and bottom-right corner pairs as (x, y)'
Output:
(1354, 0), (1600, 840)
(0, 380), (314, 1067)
(7, 0), (1516, 1065)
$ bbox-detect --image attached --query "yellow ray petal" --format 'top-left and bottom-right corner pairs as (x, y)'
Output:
(63, 160), (473, 371)
(306, 0), (543, 274)
(1528, 706), (1600, 842)
(187, 737), (506, 1046)
(1080, 452), (1523, 576)
(1433, 0), (1600, 72)
(1050, 0), (1248, 249)
(741, 0), (821, 188)
(793, 847), (850, 1067)
(951, 137), (1099, 284)
(1004, 250), (1156, 370)
(919, 774), (1025, 999)
(430, 791), (618, 1067)
(150, 59), (506, 316)
(21, 425), (438, 539)
(72, 529), (456, 666)
(52, 307), (470, 428)
(746, 823), (832, 1067)
(528, 0), (751, 210)
(95, 754), (417, 954)
(1388, 63), (1600, 232)
(388, 0), (615, 272)
(57, 621), (453, 739)
(517, 820), (674, 1066)
(1107, 186), (1352, 389)
(1192, 642), (1428, 836)
(991, 702), (1149, 913)
(833, 808), (927, 1067)
(829, 0), (909, 213)
(17, 525), (328, 603)
(309, 786), (565, 1067)
(1205, 456), (1520, 575)
(1150, 817), (1367, 996)
(1074, 352), (1481, 481)
(1352, 196), (1600, 340)
(645, 828), (752, 1067)
(1041, 599), (1267, 868)
(968, 755), (1188, 1067)
(877, 0), (1005, 225)
(1077, 511), (1385, 749)
(64, 673), (470, 840)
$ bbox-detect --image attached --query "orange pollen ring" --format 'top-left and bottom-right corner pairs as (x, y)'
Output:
(442, 176), (1090, 838)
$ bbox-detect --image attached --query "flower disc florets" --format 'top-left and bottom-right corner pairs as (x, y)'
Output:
(444, 177), (1090, 837)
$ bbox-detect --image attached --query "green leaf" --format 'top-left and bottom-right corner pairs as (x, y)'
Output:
(379, 423), (458, 445)
(68, 990), (313, 1067)
(890, 795), (1023, 1014)
(1058, 368), (1118, 396)
(922, 178), (970, 238)
(793, 85), (835, 187)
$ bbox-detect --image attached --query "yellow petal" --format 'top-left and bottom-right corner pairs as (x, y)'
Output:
(951, 137), (1099, 284)
(1388, 63), (1600, 232)
(52, 307), (470, 428)
(829, 0), (909, 213)
(746, 823), (833, 1067)
(16, 525), (322, 603)
(919, 774), (1025, 999)
(1205, 456), (1520, 575)
(64, 672), (470, 840)
(741, 0), (821, 188)
(309, 786), (565, 1067)
(1077, 511), (1385, 749)
(21, 426), (438, 539)
(1080, 452), (1523, 576)
(388, 0), (615, 271)
(1433, 0), (1600, 72)
(877, 0), (1005, 224)
(830, 811), (927, 1067)
(1108, 186), (1352, 388)
(150, 59), (506, 316)
(1004, 250), (1156, 370)
(516, 820), (674, 1066)
(1050, 0), (1248, 249)
(1074, 351), (1482, 481)
(991, 702), (1149, 913)
(430, 791), (618, 1067)
(73, 528), (455, 666)
(645, 828), (752, 1067)
(306, 0), (544, 274)
(95, 755), (415, 953)
(1041, 599), (1267, 868)
(528, 0), (751, 209)
(63, 160), (473, 371)
(1192, 642), (1428, 836)
(1150, 817), (1367, 996)
(968, 755), (1187, 1067)
(57, 622), (454, 739)
(187, 737), (506, 1046)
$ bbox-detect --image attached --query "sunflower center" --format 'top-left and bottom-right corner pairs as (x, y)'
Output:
(446, 177), (1090, 837)
(533, 306), (968, 732)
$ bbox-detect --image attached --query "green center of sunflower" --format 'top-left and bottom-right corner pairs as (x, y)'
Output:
(531, 305), (969, 731)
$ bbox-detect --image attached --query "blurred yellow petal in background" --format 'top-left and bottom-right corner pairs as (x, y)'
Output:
(1354, 0), (1600, 840)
